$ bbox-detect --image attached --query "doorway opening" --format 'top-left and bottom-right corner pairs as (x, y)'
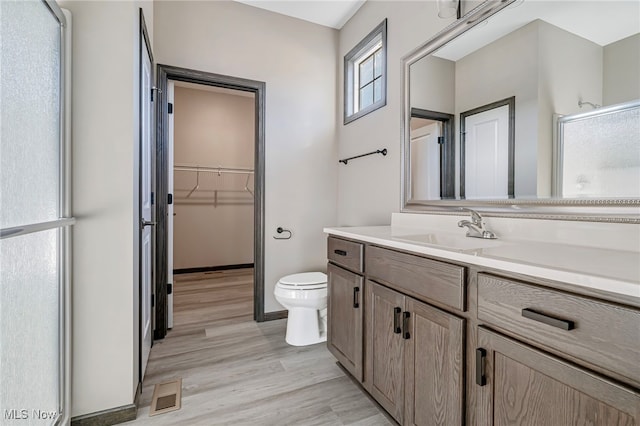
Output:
(155, 65), (266, 340)
(170, 81), (256, 331)
(410, 108), (455, 199)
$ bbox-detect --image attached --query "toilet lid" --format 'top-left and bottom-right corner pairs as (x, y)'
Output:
(279, 272), (327, 287)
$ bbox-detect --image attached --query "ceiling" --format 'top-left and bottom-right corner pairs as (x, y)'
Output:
(435, 1), (640, 61)
(231, 1), (638, 52)
(233, 0), (366, 29)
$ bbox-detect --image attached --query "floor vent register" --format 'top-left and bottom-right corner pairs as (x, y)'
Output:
(149, 378), (182, 416)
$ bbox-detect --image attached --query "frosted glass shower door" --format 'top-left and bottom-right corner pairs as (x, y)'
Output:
(555, 100), (640, 198)
(0, 1), (72, 425)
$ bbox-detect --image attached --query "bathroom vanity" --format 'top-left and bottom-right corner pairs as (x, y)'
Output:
(325, 215), (640, 425)
(328, 0), (640, 421)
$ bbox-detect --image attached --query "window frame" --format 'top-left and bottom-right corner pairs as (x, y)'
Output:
(344, 19), (387, 125)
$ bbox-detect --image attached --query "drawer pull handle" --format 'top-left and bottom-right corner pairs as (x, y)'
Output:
(402, 311), (411, 339)
(393, 307), (401, 334)
(334, 249), (347, 256)
(476, 348), (487, 386)
(353, 287), (360, 308)
(522, 308), (575, 331)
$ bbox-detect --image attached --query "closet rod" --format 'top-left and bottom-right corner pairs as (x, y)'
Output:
(174, 165), (254, 175)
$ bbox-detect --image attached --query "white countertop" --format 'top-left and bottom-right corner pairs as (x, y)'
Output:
(324, 225), (640, 302)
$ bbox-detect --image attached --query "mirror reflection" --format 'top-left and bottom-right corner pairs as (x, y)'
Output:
(408, 0), (640, 201)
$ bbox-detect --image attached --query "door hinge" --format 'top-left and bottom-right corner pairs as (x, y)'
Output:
(168, 193), (173, 205)
(151, 86), (162, 102)
(168, 102), (173, 114)
(151, 192), (155, 205)
(437, 136), (444, 145)
(167, 283), (173, 295)
(151, 294), (155, 308)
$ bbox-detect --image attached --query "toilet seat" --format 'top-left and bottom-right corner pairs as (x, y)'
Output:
(277, 272), (327, 290)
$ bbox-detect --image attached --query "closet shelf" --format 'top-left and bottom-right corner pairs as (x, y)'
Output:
(174, 164), (254, 175)
(174, 163), (255, 200)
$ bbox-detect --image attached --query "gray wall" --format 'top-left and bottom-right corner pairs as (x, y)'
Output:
(455, 21), (540, 198)
(604, 33), (640, 106)
(337, 1), (454, 225)
(537, 20), (602, 196)
(154, 1), (338, 312)
(59, 0), (154, 417)
(410, 55), (455, 114)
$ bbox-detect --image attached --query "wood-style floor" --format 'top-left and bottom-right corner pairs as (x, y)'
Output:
(123, 269), (391, 425)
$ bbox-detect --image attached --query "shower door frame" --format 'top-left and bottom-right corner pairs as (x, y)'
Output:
(0, 1), (73, 424)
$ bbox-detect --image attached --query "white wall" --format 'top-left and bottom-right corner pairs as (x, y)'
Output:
(173, 86), (254, 269)
(604, 33), (640, 106)
(337, 1), (453, 225)
(154, 1), (338, 312)
(59, 0), (153, 417)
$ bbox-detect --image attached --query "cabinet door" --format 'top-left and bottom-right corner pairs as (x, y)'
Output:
(365, 281), (406, 423)
(477, 327), (640, 426)
(327, 263), (364, 381)
(404, 298), (464, 426)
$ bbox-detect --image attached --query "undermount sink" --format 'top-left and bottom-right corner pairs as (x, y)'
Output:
(393, 233), (504, 251)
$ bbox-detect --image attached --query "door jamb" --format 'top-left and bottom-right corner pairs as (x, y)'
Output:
(410, 108), (455, 199)
(154, 64), (266, 339)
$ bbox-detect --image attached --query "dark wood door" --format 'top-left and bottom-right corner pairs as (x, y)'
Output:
(477, 327), (640, 426)
(327, 263), (364, 381)
(404, 298), (464, 426)
(365, 281), (406, 423)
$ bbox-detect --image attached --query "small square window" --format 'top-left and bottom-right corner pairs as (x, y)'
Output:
(344, 19), (387, 124)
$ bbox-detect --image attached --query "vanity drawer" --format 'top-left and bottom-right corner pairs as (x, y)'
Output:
(366, 245), (466, 311)
(478, 273), (640, 383)
(327, 237), (364, 273)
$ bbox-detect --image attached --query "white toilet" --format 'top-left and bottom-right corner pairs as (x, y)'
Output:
(274, 272), (328, 346)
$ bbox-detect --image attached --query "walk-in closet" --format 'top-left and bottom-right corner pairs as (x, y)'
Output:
(169, 81), (256, 330)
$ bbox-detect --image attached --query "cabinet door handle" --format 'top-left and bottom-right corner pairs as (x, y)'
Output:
(393, 307), (401, 334)
(522, 308), (575, 331)
(476, 348), (487, 386)
(402, 311), (411, 339)
(334, 249), (347, 256)
(353, 287), (360, 308)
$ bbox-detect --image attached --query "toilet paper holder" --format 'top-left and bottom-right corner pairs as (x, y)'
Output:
(273, 227), (292, 240)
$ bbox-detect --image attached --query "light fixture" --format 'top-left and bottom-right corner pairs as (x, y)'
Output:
(437, 0), (460, 19)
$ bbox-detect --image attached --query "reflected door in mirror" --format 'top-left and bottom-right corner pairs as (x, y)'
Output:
(411, 122), (442, 200)
(463, 107), (509, 199)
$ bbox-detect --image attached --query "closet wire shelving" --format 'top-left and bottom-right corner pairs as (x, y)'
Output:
(174, 164), (255, 205)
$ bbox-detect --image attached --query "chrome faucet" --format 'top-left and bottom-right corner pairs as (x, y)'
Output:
(458, 208), (497, 239)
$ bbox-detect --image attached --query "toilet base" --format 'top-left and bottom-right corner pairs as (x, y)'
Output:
(285, 307), (327, 346)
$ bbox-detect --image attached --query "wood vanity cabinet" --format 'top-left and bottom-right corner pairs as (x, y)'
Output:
(365, 281), (464, 425)
(326, 235), (640, 425)
(476, 273), (640, 425)
(476, 327), (640, 425)
(364, 244), (466, 426)
(326, 237), (364, 381)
